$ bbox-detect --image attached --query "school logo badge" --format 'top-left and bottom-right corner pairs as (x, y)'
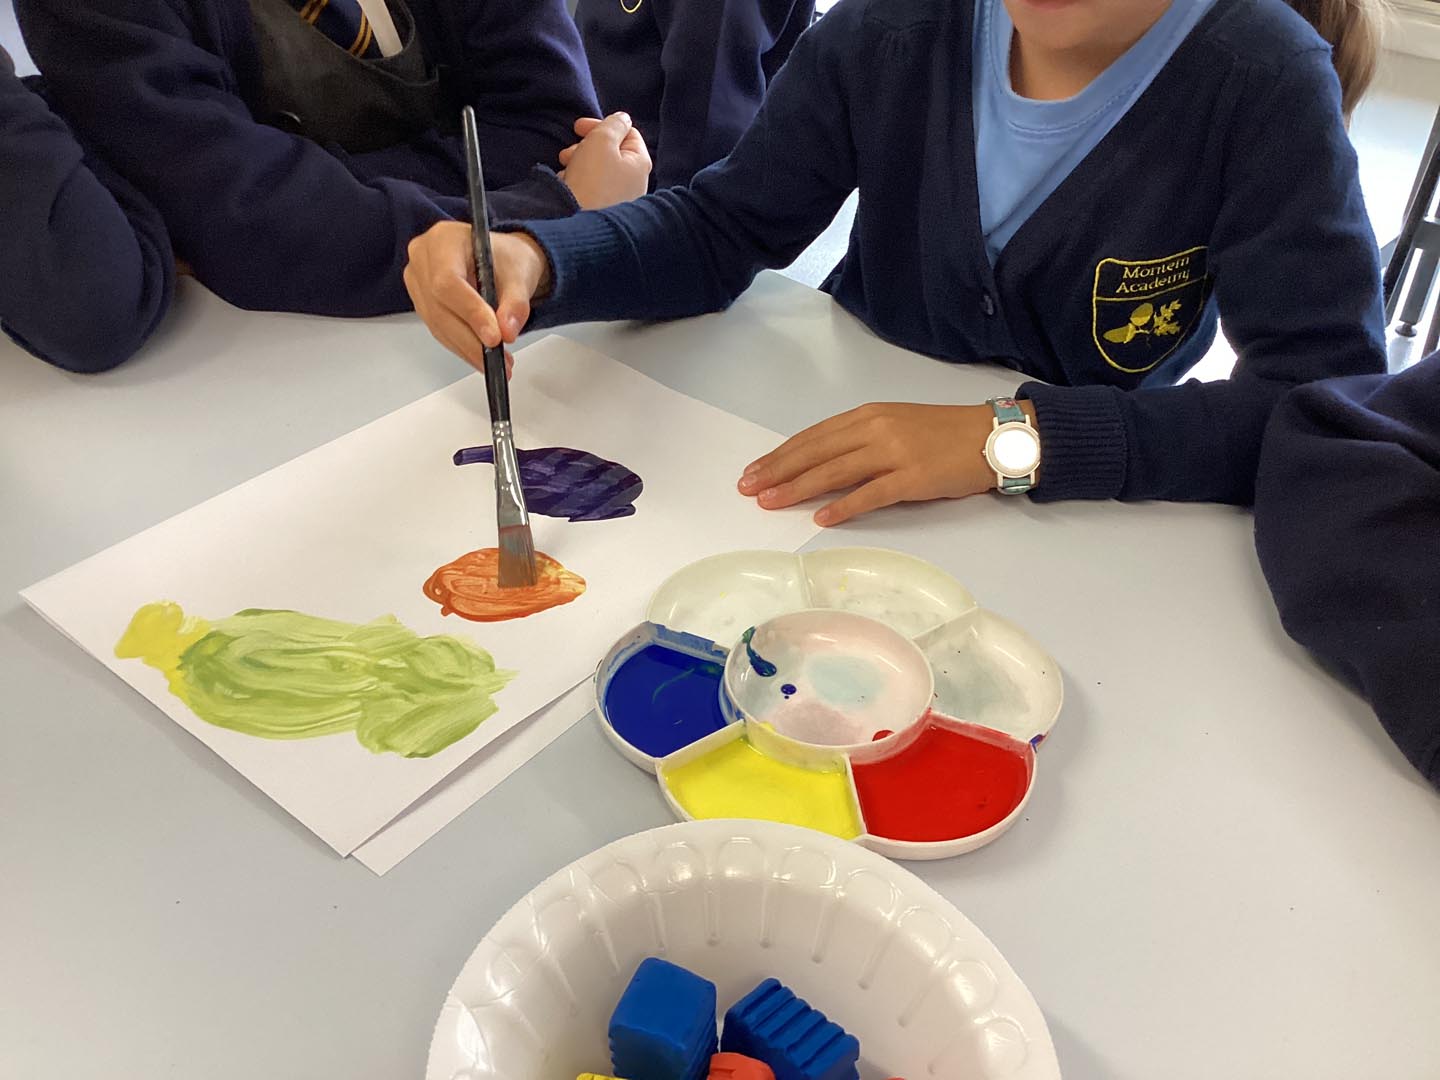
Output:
(1092, 246), (1209, 373)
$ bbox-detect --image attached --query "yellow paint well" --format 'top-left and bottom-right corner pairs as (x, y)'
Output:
(662, 738), (861, 840)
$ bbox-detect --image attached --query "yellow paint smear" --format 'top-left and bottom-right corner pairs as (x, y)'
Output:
(662, 738), (861, 840)
(115, 600), (212, 703)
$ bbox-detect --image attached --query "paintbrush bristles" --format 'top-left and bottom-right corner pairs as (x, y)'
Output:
(497, 524), (538, 588)
(491, 421), (538, 588)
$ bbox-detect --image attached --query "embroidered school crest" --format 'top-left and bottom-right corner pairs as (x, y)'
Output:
(1092, 246), (1209, 373)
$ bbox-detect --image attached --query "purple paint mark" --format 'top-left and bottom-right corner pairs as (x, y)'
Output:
(781, 683), (797, 699)
(454, 446), (643, 523)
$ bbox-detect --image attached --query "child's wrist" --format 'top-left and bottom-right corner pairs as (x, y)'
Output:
(972, 399), (1041, 494)
(510, 232), (552, 300)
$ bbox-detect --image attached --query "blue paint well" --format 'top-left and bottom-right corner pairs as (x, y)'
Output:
(740, 627), (778, 677)
(604, 645), (727, 758)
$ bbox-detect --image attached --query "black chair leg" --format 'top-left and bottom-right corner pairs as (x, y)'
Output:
(1424, 282), (1440, 357)
(1383, 108), (1440, 317)
(1397, 244), (1439, 337)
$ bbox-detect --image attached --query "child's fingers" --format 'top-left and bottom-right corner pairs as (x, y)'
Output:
(557, 142), (580, 166)
(407, 271), (486, 367)
(755, 449), (874, 509)
(404, 221), (508, 364)
(428, 307), (491, 370)
(494, 282), (532, 344)
(572, 116), (606, 137)
(740, 424), (860, 493)
(620, 128), (652, 172)
(433, 271), (504, 348)
(586, 112), (635, 149)
(743, 406), (869, 477)
(814, 475), (904, 527)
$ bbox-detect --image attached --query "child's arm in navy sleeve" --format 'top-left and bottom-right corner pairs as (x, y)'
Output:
(1254, 359), (1440, 789)
(649, 0), (810, 189)
(14, 0), (574, 318)
(451, 0), (601, 183)
(518, 0), (859, 327)
(0, 50), (173, 372)
(1018, 46), (1386, 505)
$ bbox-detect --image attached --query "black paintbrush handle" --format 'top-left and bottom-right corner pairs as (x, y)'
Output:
(461, 106), (511, 426)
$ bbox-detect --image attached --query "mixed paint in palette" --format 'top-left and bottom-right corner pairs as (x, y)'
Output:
(596, 549), (1063, 859)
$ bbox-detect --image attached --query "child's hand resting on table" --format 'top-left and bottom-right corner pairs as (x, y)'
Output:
(403, 230), (1032, 524)
(737, 402), (1025, 525)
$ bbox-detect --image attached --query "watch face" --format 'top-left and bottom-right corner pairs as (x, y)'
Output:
(990, 425), (1039, 476)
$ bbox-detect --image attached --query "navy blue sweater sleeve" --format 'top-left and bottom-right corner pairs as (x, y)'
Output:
(519, 5), (857, 326)
(1254, 356), (1440, 789)
(648, 0), (813, 189)
(14, 0), (584, 317)
(0, 54), (172, 372)
(1019, 46), (1386, 505)
(443, 0), (600, 181)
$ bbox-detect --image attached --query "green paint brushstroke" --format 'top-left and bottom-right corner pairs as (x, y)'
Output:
(116, 602), (515, 758)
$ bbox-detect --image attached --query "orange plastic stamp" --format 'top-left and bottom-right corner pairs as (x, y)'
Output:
(710, 1053), (776, 1080)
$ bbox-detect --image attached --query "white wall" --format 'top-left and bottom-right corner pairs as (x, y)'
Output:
(1387, 0), (1440, 62)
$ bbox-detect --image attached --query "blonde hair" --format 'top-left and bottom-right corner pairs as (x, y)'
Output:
(1285, 0), (1386, 118)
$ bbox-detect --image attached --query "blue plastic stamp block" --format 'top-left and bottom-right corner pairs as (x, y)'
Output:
(720, 980), (860, 1080)
(610, 957), (719, 1080)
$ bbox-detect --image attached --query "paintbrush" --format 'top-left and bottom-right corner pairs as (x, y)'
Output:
(461, 105), (537, 588)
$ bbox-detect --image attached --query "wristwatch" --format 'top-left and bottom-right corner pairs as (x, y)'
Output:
(983, 397), (1040, 495)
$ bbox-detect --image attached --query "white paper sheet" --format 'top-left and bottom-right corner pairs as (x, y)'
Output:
(350, 682), (594, 875)
(23, 337), (820, 855)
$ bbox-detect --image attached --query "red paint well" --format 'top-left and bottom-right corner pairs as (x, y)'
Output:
(853, 717), (1033, 842)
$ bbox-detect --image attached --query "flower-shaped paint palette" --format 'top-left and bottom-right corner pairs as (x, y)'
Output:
(595, 549), (1063, 859)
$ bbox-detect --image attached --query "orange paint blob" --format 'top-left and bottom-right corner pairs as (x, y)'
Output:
(423, 548), (586, 622)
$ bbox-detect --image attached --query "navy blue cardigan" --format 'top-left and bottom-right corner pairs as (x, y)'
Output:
(0, 50), (172, 372)
(575, 0), (814, 190)
(1255, 353), (1440, 789)
(15, 0), (599, 317)
(521, 0), (1385, 505)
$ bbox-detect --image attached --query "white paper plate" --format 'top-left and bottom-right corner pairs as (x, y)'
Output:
(426, 819), (1060, 1080)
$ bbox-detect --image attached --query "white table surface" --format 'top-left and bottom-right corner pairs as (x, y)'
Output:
(2, 271), (1437, 1080)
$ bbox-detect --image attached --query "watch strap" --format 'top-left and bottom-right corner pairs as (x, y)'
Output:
(988, 396), (1027, 425)
(997, 473), (1032, 494)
